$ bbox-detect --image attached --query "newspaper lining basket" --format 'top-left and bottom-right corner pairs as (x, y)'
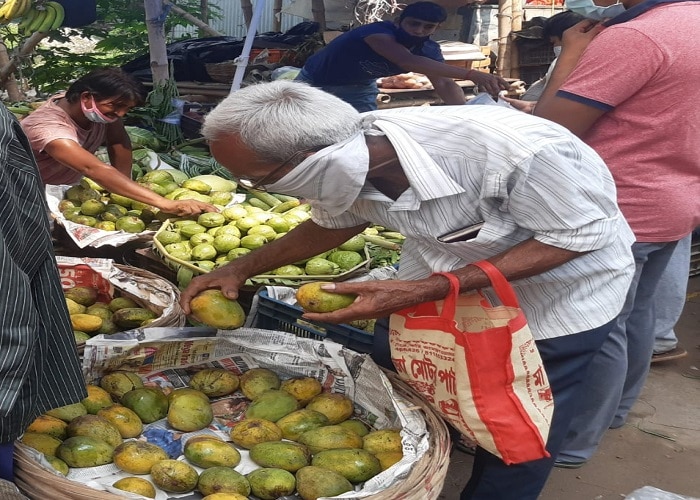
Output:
(14, 442), (122, 500)
(370, 369), (452, 499)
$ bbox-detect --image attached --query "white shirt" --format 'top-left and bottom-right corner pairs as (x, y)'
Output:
(312, 106), (635, 340)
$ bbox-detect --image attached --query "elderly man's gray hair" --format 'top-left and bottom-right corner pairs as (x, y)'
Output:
(202, 81), (363, 163)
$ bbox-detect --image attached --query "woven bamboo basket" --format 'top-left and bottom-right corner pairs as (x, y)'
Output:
(368, 370), (452, 499)
(205, 49), (290, 83)
(14, 442), (122, 500)
(13, 371), (451, 500)
(205, 60), (236, 84)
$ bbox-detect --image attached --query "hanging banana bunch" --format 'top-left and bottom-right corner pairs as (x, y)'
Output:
(1, 0), (66, 34)
(0, 0), (32, 24)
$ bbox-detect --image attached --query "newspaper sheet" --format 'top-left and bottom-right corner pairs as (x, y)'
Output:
(48, 184), (157, 248)
(55, 327), (431, 499)
(47, 184), (246, 248)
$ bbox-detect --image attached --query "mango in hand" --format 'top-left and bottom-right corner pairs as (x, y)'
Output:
(295, 282), (356, 313)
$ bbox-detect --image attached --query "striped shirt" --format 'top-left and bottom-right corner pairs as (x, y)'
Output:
(0, 104), (86, 442)
(313, 105), (635, 340)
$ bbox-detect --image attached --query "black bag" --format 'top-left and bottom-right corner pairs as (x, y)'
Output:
(55, 0), (97, 28)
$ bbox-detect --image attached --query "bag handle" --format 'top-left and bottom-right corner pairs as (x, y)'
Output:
(431, 260), (520, 316)
(470, 260), (520, 308)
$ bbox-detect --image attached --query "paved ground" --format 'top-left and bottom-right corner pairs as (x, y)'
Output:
(439, 276), (700, 500)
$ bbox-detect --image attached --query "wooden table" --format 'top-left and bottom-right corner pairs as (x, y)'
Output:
(376, 80), (479, 109)
(376, 77), (526, 109)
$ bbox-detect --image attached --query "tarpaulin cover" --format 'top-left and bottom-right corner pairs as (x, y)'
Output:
(122, 22), (320, 83)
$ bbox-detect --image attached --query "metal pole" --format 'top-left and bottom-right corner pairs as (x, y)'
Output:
(230, 0), (267, 93)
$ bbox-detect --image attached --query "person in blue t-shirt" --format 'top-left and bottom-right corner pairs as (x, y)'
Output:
(297, 1), (508, 111)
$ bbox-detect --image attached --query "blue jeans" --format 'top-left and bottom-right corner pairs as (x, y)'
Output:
(0, 442), (13, 481)
(295, 69), (379, 112)
(558, 240), (681, 463)
(653, 234), (691, 353)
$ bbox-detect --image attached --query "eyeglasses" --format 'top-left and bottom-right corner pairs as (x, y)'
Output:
(238, 150), (313, 192)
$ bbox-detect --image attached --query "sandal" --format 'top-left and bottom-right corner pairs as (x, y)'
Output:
(651, 347), (688, 363)
(454, 436), (477, 455)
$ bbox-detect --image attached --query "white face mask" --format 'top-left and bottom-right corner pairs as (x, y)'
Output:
(553, 45), (563, 58)
(81, 96), (119, 124)
(564, 0), (626, 20)
(264, 133), (369, 217)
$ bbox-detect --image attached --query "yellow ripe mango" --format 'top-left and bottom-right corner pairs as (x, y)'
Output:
(70, 313), (103, 333)
(113, 477), (156, 498)
(25, 414), (68, 440)
(188, 289), (245, 330)
(295, 282), (356, 313)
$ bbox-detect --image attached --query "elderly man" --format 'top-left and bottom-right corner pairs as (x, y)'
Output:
(180, 81), (634, 499)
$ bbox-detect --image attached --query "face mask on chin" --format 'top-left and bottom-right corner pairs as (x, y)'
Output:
(81, 96), (119, 124)
(395, 26), (430, 47)
(564, 0), (626, 20)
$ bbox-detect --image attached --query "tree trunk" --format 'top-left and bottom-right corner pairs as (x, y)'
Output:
(200, 0), (209, 37)
(0, 32), (47, 85)
(311, 0), (326, 32)
(144, 0), (169, 84)
(0, 42), (23, 101)
(241, 0), (253, 27)
(273, 0), (282, 32)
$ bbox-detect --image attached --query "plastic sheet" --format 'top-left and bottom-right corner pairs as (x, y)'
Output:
(625, 486), (700, 500)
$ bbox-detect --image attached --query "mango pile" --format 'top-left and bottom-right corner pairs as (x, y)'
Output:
(66, 286), (157, 342)
(157, 200), (367, 278)
(22, 367), (403, 499)
(57, 170), (238, 233)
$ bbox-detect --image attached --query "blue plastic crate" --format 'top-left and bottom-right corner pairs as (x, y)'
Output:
(252, 289), (374, 354)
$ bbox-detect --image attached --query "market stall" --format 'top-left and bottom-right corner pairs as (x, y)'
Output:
(0, 2), (553, 499)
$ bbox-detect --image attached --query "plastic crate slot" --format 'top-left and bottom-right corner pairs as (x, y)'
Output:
(253, 290), (374, 353)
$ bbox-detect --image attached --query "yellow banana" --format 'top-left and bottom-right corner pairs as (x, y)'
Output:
(45, 0), (63, 30)
(2, 0), (25, 22)
(35, 2), (56, 32)
(26, 5), (46, 33)
(0, 1), (12, 23)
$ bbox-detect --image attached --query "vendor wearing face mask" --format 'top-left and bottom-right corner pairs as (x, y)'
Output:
(296, 1), (508, 111)
(514, 11), (585, 103)
(20, 67), (217, 217)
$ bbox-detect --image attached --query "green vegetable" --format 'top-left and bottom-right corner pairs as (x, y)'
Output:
(305, 258), (341, 275)
(271, 200), (302, 214)
(272, 193), (300, 203)
(162, 169), (189, 185)
(367, 245), (401, 269)
(125, 126), (162, 151)
(247, 197), (272, 211)
(188, 174), (238, 193)
(327, 250), (364, 270)
(249, 189), (283, 207)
